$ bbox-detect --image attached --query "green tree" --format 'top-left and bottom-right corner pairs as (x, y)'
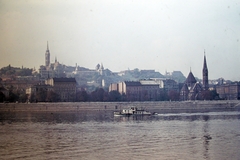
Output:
(0, 65), (33, 76)
(36, 88), (47, 102)
(200, 90), (213, 100)
(121, 93), (127, 101)
(76, 90), (89, 102)
(18, 93), (28, 103)
(168, 90), (180, 101)
(211, 90), (219, 100)
(46, 91), (60, 102)
(29, 93), (36, 103)
(0, 92), (5, 102)
(16, 68), (33, 76)
(0, 65), (15, 75)
(158, 90), (169, 101)
(90, 88), (108, 101)
(7, 91), (18, 102)
(108, 90), (122, 101)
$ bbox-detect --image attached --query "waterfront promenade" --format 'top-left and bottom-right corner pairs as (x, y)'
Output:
(1, 100), (240, 113)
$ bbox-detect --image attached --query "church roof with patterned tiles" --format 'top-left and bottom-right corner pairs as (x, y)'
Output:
(185, 71), (197, 85)
(180, 83), (189, 92)
(189, 83), (202, 92)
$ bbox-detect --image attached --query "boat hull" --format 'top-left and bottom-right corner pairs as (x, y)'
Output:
(114, 107), (152, 116)
(114, 111), (151, 116)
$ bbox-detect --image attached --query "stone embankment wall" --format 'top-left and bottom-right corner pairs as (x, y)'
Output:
(1, 100), (240, 113)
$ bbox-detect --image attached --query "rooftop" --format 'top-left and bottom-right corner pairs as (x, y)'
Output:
(52, 78), (76, 82)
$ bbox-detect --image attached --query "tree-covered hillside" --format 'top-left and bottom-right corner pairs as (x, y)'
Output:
(0, 65), (32, 76)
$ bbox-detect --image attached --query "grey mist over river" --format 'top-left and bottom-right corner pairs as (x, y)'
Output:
(1, 103), (240, 160)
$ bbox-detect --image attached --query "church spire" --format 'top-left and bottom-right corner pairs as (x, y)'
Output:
(203, 50), (207, 69)
(202, 50), (209, 90)
(47, 41), (49, 51)
(45, 41), (50, 67)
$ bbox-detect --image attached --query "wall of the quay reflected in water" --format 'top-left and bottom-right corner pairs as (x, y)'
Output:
(1, 109), (240, 123)
(1, 108), (240, 160)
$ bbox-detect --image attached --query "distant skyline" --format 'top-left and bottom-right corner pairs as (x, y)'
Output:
(0, 0), (239, 80)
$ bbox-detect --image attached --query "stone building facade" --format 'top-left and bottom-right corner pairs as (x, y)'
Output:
(26, 84), (53, 102)
(109, 81), (160, 101)
(45, 78), (77, 102)
(26, 78), (77, 102)
(152, 78), (179, 93)
(2, 77), (39, 97)
(216, 82), (240, 100)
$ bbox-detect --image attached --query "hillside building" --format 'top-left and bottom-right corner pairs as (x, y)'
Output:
(39, 42), (66, 80)
(216, 82), (240, 100)
(26, 84), (53, 102)
(45, 78), (77, 102)
(26, 77), (77, 102)
(109, 81), (159, 101)
(2, 78), (39, 93)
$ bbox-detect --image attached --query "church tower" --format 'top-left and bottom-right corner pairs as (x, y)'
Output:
(45, 41), (50, 67)
(202, 50), (209, 90)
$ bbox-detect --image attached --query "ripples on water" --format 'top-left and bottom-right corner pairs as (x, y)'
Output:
(1, 110), (240, 160)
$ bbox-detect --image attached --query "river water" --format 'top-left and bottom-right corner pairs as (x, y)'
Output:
(1, 110), (240, 160)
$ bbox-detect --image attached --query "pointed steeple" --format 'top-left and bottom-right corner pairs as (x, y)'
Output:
(203, 50), (207, 69)
(202, 50), (209, 90)
(45, 41), (50, 67)
(47, 41), (49, 51)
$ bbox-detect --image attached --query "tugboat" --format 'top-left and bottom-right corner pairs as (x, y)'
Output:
(114, 107), (151, 116)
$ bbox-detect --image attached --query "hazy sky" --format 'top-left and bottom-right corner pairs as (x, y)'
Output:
(0, 0), (239, 80)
